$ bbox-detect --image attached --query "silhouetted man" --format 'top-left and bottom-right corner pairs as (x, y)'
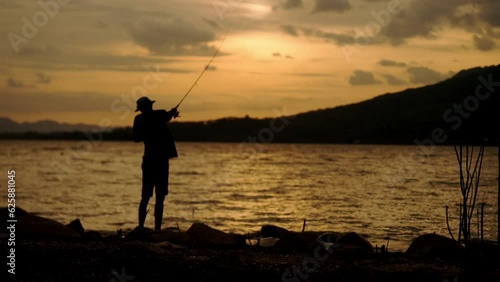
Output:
(133, 96), (179, 230)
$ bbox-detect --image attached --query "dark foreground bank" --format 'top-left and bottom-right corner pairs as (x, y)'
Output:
(3, 208), (500, 282)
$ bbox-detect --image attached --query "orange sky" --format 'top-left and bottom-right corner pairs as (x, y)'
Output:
(1, 0), (500, 127)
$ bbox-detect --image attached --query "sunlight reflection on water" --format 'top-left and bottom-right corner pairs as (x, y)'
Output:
(1, 140), (498, 251)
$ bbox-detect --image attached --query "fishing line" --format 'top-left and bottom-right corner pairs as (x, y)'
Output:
(174, 24), (232, 110)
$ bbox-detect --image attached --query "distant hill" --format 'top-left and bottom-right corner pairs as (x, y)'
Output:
(169, 64), (500, 144)
(0, 117), (101, 133)
(279, 64), (500, 144)
(1, 64), (499, 144)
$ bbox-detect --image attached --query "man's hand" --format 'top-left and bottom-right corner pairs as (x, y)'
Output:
(171, 107), (180, 118)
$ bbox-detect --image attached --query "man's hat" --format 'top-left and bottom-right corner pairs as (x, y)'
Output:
(135, 96), (155, 112)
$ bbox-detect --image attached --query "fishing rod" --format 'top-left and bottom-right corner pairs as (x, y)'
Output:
(173, 25), (231, 114)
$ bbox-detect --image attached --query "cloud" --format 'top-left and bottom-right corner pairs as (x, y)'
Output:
(289, 72), (331, 77)
(381, 1), (467, 43)
(310, 29), (358, 45)
(382, 74), (407, 86)
(378, 59), (407, 67)
(0, 92), (118, 112)
(281, 0), (304, 10)
(7, 78), (24, 88)
(126, 18), (217, 56)
(273, 52), (294, 59)
(10, 48), (187, 73)
(281, 25), (382, 46)
(406, 66), (446, 84)
(281, 25), (299, 37)
(349, 70), (381, 85)
(202, 18), (220, 28)
(478, 1), (500, 27)
(36, 73), (51, 84)
(381, 0), (500, 48)
(0, 2), (23, 9)
(472, 34), (495, 51)
(313, 0), (352, 13)
(17, 45), (62, 56)
(92, 20), (109, 29)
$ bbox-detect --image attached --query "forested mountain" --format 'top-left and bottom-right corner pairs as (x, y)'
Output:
(2, 64), (499, 145)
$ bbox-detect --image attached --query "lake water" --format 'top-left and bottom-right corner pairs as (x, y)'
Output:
(1, 140), (498, 251)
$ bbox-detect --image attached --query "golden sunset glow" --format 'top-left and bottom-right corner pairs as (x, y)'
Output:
(1, 0), (500, 126)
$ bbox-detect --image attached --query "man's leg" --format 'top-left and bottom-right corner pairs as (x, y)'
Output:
(140, 160), (154, 228)
(154, 194), (165, 230)
(154, 160), (169, 230)
(138, 197), (150, 228)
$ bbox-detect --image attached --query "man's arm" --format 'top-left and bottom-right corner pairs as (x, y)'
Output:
(132, 115), (143, 142)
(162, 108), (179, 122)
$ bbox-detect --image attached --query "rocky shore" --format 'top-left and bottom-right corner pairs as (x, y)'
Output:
(3, 208), (500, 282)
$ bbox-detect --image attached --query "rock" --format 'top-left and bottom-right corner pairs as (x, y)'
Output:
(154, 241), (184, 249)
(186, 222), (246, 247)
(66, 219), (85, 236)
(125, 226), (155, 241)
(406, 234), (464, 262)
(125, 226), (187, 243)
(273, 232), (310, 252)
(0, 207), (80, 240)
(149, 227), (187, 244)
(261, 225), (289, 238)
(18, 214), (81, 240)
(273, 231), (333, 253)
(0, 206), (29, 218)
(467, 239), (500, 269)
(317, 233), (340, 249)
(104, 229), (123, 241)
(336, 232), (373, 253)
(318, 233), (340, 244)
(66, 218), (103, 241)
(84, 231), (103, 240)
(122, 240), (168, 255)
